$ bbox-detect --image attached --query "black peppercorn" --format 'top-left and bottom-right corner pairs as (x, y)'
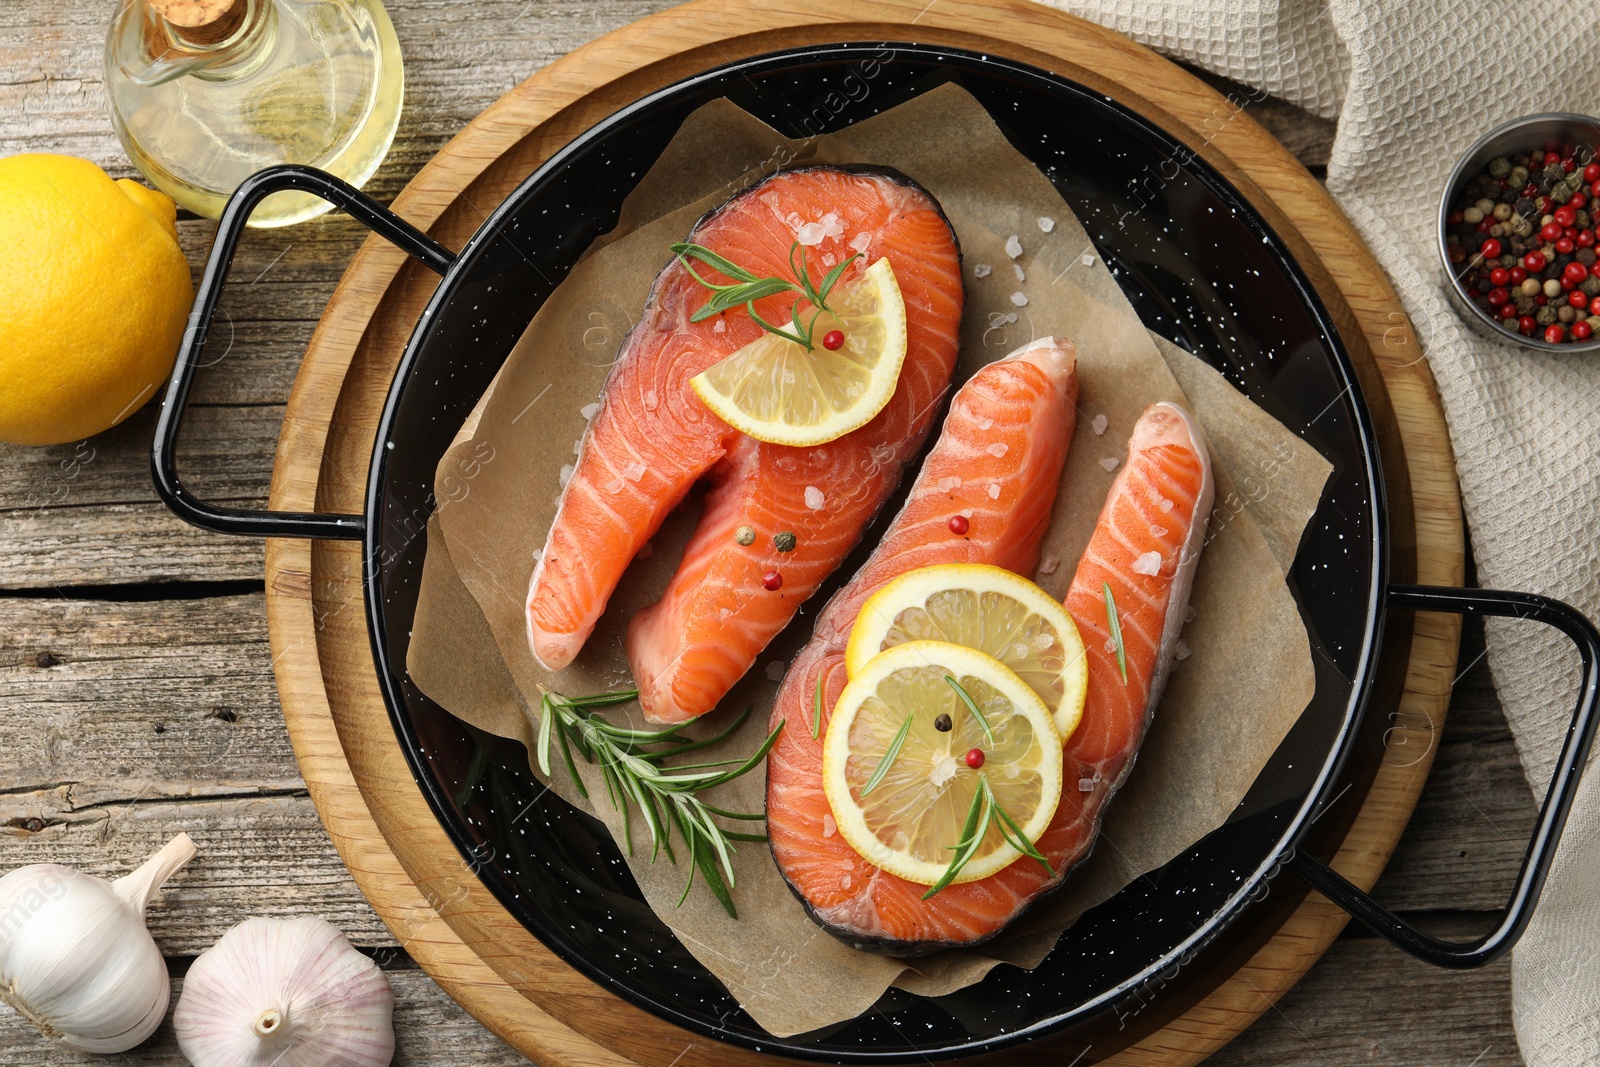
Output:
(934, 713), (953, 732)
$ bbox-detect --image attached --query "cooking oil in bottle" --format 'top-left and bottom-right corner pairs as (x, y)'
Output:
(105, 0), (403, 227)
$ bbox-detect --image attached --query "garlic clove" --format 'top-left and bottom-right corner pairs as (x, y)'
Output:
(0, 834), (197, 1053)
(175, 916), (395, 1067)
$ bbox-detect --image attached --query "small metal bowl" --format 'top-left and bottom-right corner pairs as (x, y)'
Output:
(1438, 111), (1600, 354)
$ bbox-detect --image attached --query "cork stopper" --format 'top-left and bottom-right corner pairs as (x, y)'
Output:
(148, 0), (247, 46)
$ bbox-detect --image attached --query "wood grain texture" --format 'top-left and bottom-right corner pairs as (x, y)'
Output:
(258, 2), (1472, 1065)
(0, 0), (1530, 1063)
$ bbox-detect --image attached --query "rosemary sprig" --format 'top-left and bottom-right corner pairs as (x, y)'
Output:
(671, 240), (860, 350)
(534, 688), (784, 917)
(922, 776), (1054, 899)
(943, 674), (995, 747)
(1102, 581), (1128, 684)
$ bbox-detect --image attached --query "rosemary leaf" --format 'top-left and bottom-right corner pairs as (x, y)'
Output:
(535, 695), (556, 778)
(1103, 581), (1128, 684)
(860, 712), (914, 798)
(817, 252), (863, 304)
(944, 674), (995, 747)
(923, 781), (990, 899)
(812, 674), (825, 739)
(989, 779), (1054, 876)
(670, 241), (759, 283)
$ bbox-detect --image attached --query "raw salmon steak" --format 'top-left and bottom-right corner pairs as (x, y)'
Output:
(525, 166), (964, 722)
(769, 396), (1213, 953)
(766, 337), (1079, 951)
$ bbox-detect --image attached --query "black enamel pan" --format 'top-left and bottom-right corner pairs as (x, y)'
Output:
(152, 43), (1600, 1063)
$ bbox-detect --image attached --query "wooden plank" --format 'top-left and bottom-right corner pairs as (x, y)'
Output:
(0, 967), (532, 1066)
(0, 504), (264, 589)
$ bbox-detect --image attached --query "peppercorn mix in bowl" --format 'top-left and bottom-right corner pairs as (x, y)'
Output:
(1439, 112), (1600, 352)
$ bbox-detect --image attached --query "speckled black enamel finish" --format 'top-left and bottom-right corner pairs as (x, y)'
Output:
(362, 44), (1388, 1062)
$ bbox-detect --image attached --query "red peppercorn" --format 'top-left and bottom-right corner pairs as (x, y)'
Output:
(1511, 266), (1528, 283)
(1574, 320), (1595, 341)
(1579, 230), (1596, 248)
(1499, 303), (1519, 319)
(1585, 162), (1600, 182)
(761, 570), (783, 591)
(1565, 158), (1578, 173)
(1574, 193), (1589, 209)
(1556, 205), (1579, 228)
(1487, 287), (1509, 307)
(1591, 180), (1600, 197)
(1480, 238), (1503, 259)
(1489, 267), (1512, 286)
(1524, 182), (1541, 198)
(821, 329), (845, 351)
(1448, 245), (1466, 264)
(1541, 221), (1565, 242)
(947, 514), (970, 535)
(1570, 290), (1590, 310)
(1557, 237), (1577, 255)
(1524, 251), (1548, 272)
(1448, 210), (1464, 225)
(964, 748), (985, 769)
(1519, 315), (1538, 336)
(1476, 219), (1493, 233)
(1545, 325), (1566, 344)
(1565, 262), (1590, 285)
(1536, 294), (1549, 305)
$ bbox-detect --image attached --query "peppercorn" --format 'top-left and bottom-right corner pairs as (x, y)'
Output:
(734, 525), (756, 546)
(1545, 163), (1567, 183)
(1516, 197), (1537, 216)
(1558, 305), (1577, 324)
(1463, 207), (1484, 224)
(1545, 278), (1565, 298)
(1537, 306), (1558, 326)
(1579, 247), (1598, 266)
(1493, 202), (1514, 221)
(1515, 294), (1536, 314)
(1489, 157), (1512, 179)
(933, 713), (953, 732)
(1521, 278), (1543, 297)
(1589, 314), (1600, 331)
(761, 570), (783, 591)
(1584, 277), (1600, 296)
(1510, 167), (1531, 187)
(773, 531), (797, 553)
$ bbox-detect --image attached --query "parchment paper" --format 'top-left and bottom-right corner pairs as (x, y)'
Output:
(408, 85), (1333, 1036)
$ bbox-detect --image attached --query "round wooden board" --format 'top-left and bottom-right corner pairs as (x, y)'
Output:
(263, 2), (1465, 1063)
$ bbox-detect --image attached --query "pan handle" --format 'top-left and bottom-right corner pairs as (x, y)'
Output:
(152, 165), (456, 541)
(1287, 583), (1600, 968)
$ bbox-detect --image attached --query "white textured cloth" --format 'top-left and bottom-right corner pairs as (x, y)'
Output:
(1041, 1), (1600, 1061)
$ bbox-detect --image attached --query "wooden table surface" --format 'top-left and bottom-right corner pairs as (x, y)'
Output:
(0, 2), (1536, 1064)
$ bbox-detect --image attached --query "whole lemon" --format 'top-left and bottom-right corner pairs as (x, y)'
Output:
(0, 155), (193, 446)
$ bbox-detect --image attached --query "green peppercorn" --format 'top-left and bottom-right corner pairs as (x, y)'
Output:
(1582, 276), (1600, 296)
(1488, 156), (1512, 179)
(1509, 166), (1530, 187)
(1588, 314), (1600, 332)
(1537, 306), (1558, 326)
(773, 531), (797, 553)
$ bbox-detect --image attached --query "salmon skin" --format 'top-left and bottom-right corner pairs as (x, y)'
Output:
(765, 338), (1082, 953)
(525, 166), (964, 723)
(769, 394), (1213, 955)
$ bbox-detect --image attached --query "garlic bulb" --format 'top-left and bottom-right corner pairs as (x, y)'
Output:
(0, 832), (197, 1053)
(174, 916), (394, 1067)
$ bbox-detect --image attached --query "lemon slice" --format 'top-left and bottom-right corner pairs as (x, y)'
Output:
(845, 564), (1088, 740)
(822, 640), (1062, 888)
(689, 257), (907, 447)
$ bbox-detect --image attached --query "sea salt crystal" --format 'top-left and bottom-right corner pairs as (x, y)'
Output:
(1151, 525), (1168, 538)
(1011, 642), (1031, 659)
(1037, 216), (1056, 233)
(1010, 291), (1029, 307)
(624, 461), (647, 482)
(531, 548), (543, 564)
(604, 477), (624, 494)
(958, 507), (975, 518)
(822, 814), (837, 838)
(636, 541), (654, 560)
(929, 753), (959, 787)
(1013, 263), (1026, 281)
(1158, 497), (1174, 513)
(937, 476), (962, 492)
(643, 389), (658, 411)
(1033, 632), (1055, 651)
(849, 231), (872, 255)
(1079, 777), (1095, 792)
(1081, 253), (1096, 266)
(1132, 551), (1162, 576)
(973, 263), (992, 278)
(558, 463), (574, 487)
(988, 482), (1001, 499)
(1005, 312), (1019, 324)
(713, 319), (726, 334)
(822, 252), (836, 268)
(1184, 605), (1198, 623)
(1100, 457), (1120, 472)
(765, 660), (787, 681)
(1005, 234), (1023, 259)
(796, 213), (844, 246)
(840, 873), (853, 890)
(986, 442), (1009, 458)
(1175, 639), (1193, 662)
(572, 438), (582, 455)
(1039, 555), (1060, 575)
(786, 211), (805, 230)
(1091, 414), (1108, 435)
(580, 402), (600, 420)
(975, 415), (994, 430)
(804, 485), (825, 509)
